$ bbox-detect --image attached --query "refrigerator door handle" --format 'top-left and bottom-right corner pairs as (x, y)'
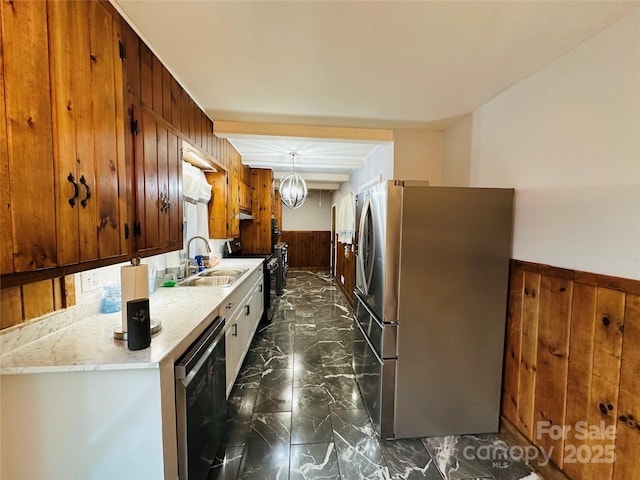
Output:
(357, 195), (376, 295)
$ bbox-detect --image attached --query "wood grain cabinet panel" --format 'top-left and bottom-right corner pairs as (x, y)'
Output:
(206, 140), (249, 240)
(1, 0), (57, 272)
(227, 174), (240, 237)
(1, 0), (128, 273)
(49, 0), (95, 266)
(207, 171), (236, 240)
(240, 168), (273, 254)
(133, 107), (182, 254)
(0, 37), (12, 274)
(239, 180), (251, 212)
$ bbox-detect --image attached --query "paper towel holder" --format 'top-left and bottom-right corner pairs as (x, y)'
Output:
(114, 320), (162, 340)
(114, 257), (162, 340)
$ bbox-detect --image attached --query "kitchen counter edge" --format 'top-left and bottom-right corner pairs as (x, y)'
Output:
(0, 258), (264, 375)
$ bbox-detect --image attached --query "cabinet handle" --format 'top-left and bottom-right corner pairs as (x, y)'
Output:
(232, 323), (238, 337)
(245, 305), (250, 316)
(67, 173), (79, 208)
(226, 302), (234, 310)
(79, 175), (91, 208)
(258, 284), (263, 292)
(158, 192), (171, 212)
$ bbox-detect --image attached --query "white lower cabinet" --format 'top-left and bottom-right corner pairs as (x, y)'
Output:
(224, 266), (264, 397)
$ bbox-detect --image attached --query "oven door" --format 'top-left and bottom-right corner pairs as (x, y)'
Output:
(353, 294), (396, 439)
(175, 318), (226, 480)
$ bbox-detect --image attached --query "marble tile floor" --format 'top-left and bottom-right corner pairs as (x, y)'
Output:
(210, 271), (541, 480)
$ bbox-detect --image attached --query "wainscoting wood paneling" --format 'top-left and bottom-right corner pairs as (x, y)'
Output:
(334, 240), (355, 306)
(279, 231), (330, 271)
(502, 260), (640, 480)
(0, 276), (75, 330)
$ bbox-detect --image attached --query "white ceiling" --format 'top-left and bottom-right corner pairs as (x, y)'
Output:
(113, 0), (638, 188)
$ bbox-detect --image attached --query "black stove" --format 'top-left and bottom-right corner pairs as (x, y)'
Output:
(223, 239), (278, 322)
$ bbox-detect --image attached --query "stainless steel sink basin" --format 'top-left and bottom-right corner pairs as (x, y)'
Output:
(177, 268), (247, 287)
(198, 269), (247, 278)
(178, 276), (235, 287)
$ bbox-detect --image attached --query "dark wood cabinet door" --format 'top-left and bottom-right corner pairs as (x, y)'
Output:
(227, 174), (240, 237)
(167, 130), (183, 248)
(1, 0), (57, 272)
(48, 0), (127, 265)
(134, 107), (183, 254)
(136, 108), (159, 251)
(0, 22), (12, 274)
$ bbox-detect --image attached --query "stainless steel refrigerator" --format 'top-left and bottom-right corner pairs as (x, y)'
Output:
(353, 181), (513, 439)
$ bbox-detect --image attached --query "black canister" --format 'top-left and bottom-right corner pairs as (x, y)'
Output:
(126, 298), (151, 350)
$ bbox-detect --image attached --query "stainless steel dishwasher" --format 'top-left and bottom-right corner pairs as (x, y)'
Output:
(175, 316), (226, 480)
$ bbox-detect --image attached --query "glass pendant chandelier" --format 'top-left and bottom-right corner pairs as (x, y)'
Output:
(279, 153), (308, 209)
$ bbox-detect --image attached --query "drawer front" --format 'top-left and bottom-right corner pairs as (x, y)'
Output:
(354, 292), (397, 359)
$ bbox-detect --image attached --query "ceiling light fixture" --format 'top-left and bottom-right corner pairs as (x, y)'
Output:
(279, 153), (308, 209)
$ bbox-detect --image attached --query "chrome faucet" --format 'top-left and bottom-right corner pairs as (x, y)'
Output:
(185, 236), (212, 278)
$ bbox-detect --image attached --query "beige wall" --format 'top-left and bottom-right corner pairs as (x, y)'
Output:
(282, 191), (332, 231)
(443, 8), (640, 279)
(441, 115), (472, 186)
(393, 129), (442, 185)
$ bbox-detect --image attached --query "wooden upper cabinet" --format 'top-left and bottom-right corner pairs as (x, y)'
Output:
(170, 75), (181, 131)
(0, 41), (11, 274)
(1, 0), (128, 274)
(239, 181), (251, 213)
(1, 0), (57, 273)
(120, 21), (140, 102)
(133, 107), (183, 254)
(206, 142), (244, 239)
(48, 0), (128, 266)
(227, 174), (240, 237)
(139, 42), (153, 110)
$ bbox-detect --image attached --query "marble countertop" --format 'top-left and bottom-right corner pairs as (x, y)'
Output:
(0, 258), (263, 375)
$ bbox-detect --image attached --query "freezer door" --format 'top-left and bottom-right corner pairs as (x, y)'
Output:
(352, 304), (397, 439)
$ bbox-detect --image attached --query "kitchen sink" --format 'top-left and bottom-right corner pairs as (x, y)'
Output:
(177, 268), (248, 287)
(198, 269), (247, 278)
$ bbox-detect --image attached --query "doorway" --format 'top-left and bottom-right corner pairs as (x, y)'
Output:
(330, 204), (336, 277)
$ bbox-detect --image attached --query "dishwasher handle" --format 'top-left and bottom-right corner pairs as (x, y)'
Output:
(175, 316), (225, 381)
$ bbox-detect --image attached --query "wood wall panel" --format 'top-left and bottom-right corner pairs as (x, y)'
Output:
(619, 294), (640, 398)
(612, 294), (640, 480)
(1, 286), (23, 329)
(279, 231), (330, 270)
(534, 276), (573, 468)
(517, 271), (540, 439)
(21, 280), (55, 320)
(502, 268), (524, 425)
(502, 260), (640, 480)
(564, 283), (597, 480)
(0, 276), (75, 331)
(613, 390), (640, 479)
(334, 241), (355, 306)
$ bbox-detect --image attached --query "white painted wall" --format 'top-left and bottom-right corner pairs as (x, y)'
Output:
(393, 129), (442, 185)
(333, 142), (394, 209)
(282, 191), (332, 230)
(442, 8), (640, 279)
(442, 115), (472, 187)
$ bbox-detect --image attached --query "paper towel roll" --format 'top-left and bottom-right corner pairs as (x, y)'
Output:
(121, 264), (149, 332)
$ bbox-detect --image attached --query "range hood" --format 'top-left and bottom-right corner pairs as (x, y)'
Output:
(239, 211), (253, 220)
